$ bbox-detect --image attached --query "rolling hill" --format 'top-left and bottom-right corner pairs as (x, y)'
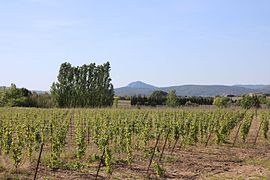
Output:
(115, 81), (270, 97)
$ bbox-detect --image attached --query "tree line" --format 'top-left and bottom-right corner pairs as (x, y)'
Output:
(1, 86), (270, 109)
(130, 90), (214, 107)
(213, 94), (268, 109)
(129, 90), (270, 108)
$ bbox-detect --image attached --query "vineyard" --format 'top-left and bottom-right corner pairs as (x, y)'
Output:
(0, 108), (270, 179)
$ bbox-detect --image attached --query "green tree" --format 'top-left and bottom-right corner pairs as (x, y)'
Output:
(166, 90), (178, 107)
(149, 90), (168, 106)
(213, 96), (231, 108)
(240, 94), (260, 110)
(0, 84), (32, 107)
(51, 62), (114, 108)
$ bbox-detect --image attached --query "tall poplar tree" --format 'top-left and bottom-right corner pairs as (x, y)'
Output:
(51, 62), (114, 108)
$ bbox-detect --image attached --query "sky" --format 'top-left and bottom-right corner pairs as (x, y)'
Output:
(0, 0), (270, 90)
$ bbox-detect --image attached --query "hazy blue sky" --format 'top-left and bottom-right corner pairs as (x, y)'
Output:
(1, 0), (270, 90)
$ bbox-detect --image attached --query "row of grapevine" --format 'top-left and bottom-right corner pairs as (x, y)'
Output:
(0, 108), (269, 178)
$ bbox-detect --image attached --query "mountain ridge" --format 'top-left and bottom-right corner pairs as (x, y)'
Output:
(115, 81), (270, 97)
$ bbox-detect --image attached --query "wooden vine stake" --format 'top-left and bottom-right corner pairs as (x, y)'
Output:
(34, 142), (44, 180)
(171, 137), (179, 155)
(233, 111), (247, 146)
(95, 148), (106, 180)
(254, 115), (263, 145)
(146, 133), (161, 177)
(159, 130), (170, 163)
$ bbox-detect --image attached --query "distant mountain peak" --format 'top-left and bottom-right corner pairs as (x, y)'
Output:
(127, 81), (157, 89)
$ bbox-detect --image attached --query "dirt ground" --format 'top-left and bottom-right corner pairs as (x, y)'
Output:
(1, 116), (270, 180)
(4, 143), (267, 180)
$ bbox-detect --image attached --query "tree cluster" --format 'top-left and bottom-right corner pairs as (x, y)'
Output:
(0, 84), (54, 108)
(178, 96), (213, 106)
(149, 91), (168, 106)
(213, 96), (232, 108)
(0, 84), (33, 107)
(130, 90), (214, 107)
(51, 62), (114, 108)
(240, 94), (261, 109)
(130, 91), (168, 106)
